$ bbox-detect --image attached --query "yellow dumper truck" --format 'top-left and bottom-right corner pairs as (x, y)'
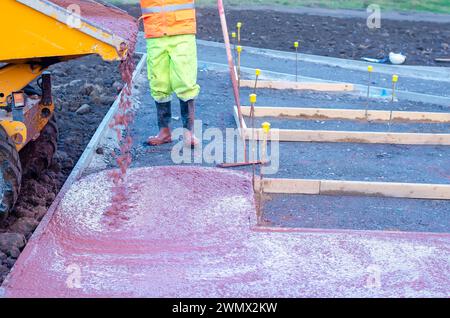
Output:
(0, 0), (137, 220)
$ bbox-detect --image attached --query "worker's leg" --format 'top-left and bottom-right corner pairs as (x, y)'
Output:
(168, 34), (200, 102)
(146, 37), (173, 103)
(147, 100), (172, 145)
(146, 37), (173, 145)
(179, 99), (198, 147)
(180, 100), (190, 129)
(168, 34), (201, 146)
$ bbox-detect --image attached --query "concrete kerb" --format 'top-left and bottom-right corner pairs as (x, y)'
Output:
(199, 60), (450, 108)
(197, 40), (450, 83)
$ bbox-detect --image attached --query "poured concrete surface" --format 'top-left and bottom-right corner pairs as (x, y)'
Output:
(3, 166), (449, 297)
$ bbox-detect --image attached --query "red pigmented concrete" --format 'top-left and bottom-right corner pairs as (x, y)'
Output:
(3, 167), (450, 297)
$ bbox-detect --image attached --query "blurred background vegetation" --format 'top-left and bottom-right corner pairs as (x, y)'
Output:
(109, 0), (450, 14)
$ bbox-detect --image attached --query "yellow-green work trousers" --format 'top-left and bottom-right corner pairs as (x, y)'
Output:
(146, 34), (201, 103)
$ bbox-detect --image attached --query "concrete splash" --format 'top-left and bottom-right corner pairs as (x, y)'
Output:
(3, 166), (450, 297)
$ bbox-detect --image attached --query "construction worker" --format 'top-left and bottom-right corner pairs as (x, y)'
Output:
(141, 0), (200, 147)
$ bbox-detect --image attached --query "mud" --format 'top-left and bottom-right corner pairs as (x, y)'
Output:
(3, 166), (449, 297)
(120, 4), (450, 66)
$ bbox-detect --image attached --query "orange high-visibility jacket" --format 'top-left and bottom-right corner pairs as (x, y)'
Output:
(140, 0), (197, 38)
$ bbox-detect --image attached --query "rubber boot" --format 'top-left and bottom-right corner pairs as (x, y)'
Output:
(148, 101), (172, 146)
(180, 99), (200, 148)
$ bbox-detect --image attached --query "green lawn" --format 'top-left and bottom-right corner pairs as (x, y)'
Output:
(109, 0), (450, 14)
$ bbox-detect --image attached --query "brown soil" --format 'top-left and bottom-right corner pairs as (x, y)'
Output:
(120, 4), (450, 66)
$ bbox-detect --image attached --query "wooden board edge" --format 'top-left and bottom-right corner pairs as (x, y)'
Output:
(240, 106), (450, 123)
(243, 128), (450, 145)
(258, 178), (450, 200)
(240, 79), (354, 92)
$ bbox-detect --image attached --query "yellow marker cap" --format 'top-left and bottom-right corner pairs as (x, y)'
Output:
(237, 22), (242, 29)
(255, 69), (261, 76)
(294, 42), (299, 48)
(232, 32), (236, 38)
(368, 65), (373, 72)
(249, 93), (257, 104)
(392, 74), (399, 83)
(237, 46), (242, 53)
(262, 122), (271, 133)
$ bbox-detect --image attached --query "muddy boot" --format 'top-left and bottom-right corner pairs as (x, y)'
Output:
(147, 101), (172, 146)
(180, 99), (200, 148)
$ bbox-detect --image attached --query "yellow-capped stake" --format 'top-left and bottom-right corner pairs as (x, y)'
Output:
(237, 23), (243, 45)
(294, 42), (300, 81)
(262, 122), (271, 133)
(365, 65), (374, 114)
(255, 69), (261, 76)
(392, 74), (399, 83)
(232, 32), (236, 38)
(250, 93), (257, 104)
(237, 45), (243, 53)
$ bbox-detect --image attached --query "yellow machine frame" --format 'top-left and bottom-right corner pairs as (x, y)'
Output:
(0, 0), (132, 151)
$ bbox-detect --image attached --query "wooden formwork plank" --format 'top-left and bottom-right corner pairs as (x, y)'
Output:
(243, 128), (450, 145)
(240, 106), (450, 123)
(240, 79), (354, 92)
(255, 178), (320, 194)
(258, 178), (450, 200)
(320, 180), (450, 200)
(391, 111), (450, 123)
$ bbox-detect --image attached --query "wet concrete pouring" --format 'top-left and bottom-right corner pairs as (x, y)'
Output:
(0, 55), (127, 284)
(1, 0), (139, 285)
(1, 4), (449, 297)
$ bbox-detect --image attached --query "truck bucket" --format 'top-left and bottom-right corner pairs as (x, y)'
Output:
(0, 0), (138, 63)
